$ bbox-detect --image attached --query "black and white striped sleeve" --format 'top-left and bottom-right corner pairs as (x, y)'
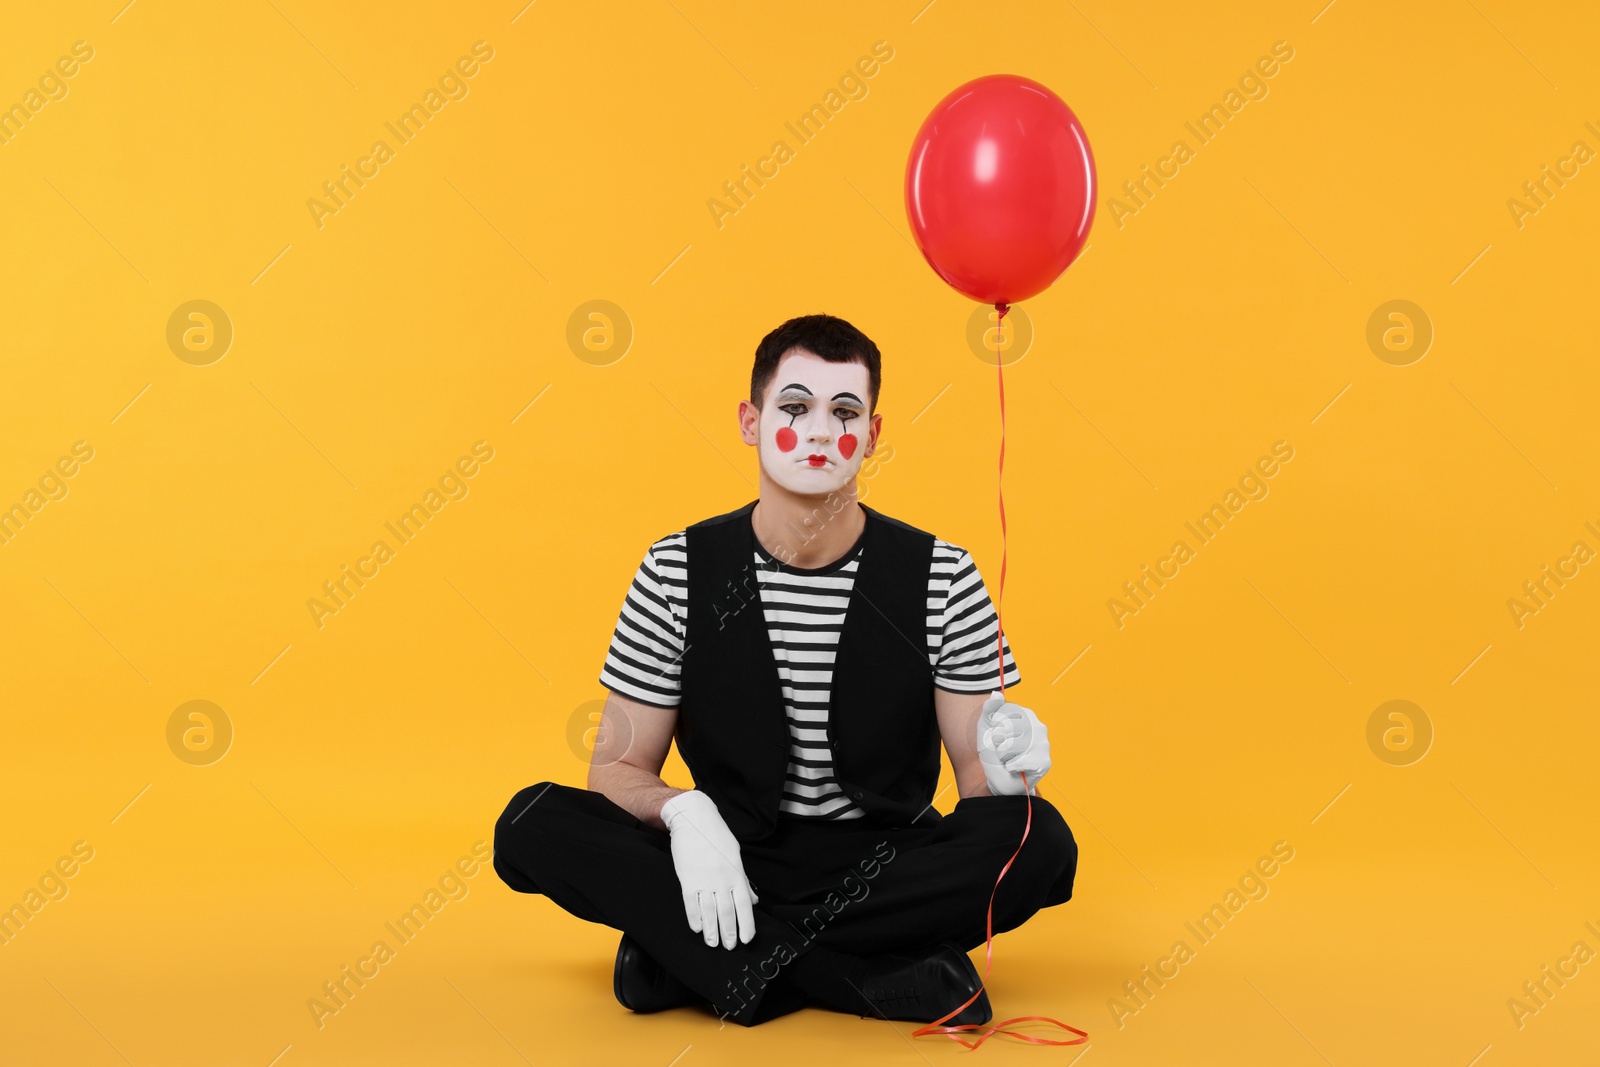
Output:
(930, 541), (1021, 693)
(598, 532), (688, 708)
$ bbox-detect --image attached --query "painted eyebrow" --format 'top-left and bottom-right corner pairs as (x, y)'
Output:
(774, 383), (864, 409)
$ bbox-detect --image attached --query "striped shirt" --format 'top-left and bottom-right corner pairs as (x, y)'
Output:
(599, 526), (1020, 820)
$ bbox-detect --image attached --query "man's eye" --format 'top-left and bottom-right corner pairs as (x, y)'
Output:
(833, 408), (858, 421)
(779, 403), (808, 416)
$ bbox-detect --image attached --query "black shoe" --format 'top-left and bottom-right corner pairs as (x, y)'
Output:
(858, 941), (993, 1026)
(613, 933), (700, 1013)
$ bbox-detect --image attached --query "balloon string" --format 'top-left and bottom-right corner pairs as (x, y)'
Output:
(910, 302), (1087, 1050)
(994, 303), (1009, 697)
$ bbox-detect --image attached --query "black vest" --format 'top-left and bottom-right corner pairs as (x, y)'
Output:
(678, 500), (942, 843)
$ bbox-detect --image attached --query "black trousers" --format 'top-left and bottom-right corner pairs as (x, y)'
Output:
(492, 781), (1078, 1027)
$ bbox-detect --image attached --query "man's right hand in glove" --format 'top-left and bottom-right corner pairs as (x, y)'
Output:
(659, 789), (759, 950)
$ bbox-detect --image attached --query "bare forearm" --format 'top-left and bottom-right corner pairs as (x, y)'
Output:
(589, 761), (686, 831)
(956, 768), (993, 800)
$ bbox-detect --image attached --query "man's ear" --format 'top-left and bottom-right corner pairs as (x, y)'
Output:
(864, 412), (884, 457)
(738, 400), (760, 446)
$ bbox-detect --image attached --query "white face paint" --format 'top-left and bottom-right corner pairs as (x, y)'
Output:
(756, 350), (873, 497)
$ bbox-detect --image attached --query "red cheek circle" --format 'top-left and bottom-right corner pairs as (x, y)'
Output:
(775, 426), (798, 452)
(838, 434), (858, 460)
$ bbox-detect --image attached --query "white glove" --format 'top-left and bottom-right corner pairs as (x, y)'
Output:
(975, 691), (1051, 796)
(659, 790), (759, 950)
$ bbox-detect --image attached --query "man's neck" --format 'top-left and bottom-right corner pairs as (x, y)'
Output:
(751, 474), (866, 569)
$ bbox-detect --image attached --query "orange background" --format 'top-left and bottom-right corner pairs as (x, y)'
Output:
(2, 0), (1597, 1063)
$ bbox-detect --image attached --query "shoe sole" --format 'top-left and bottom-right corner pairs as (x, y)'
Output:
(613, 934), (637, 1011)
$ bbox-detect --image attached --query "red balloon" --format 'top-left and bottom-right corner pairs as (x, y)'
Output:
(905, 74), (1096, 307)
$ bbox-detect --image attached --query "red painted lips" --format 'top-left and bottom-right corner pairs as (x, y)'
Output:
(807, 455), (827, 467)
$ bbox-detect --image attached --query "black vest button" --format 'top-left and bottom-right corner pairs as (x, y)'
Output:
(851, 791), (864, 801)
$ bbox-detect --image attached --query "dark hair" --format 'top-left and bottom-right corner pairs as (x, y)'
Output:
(750, 314), (882, 413)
